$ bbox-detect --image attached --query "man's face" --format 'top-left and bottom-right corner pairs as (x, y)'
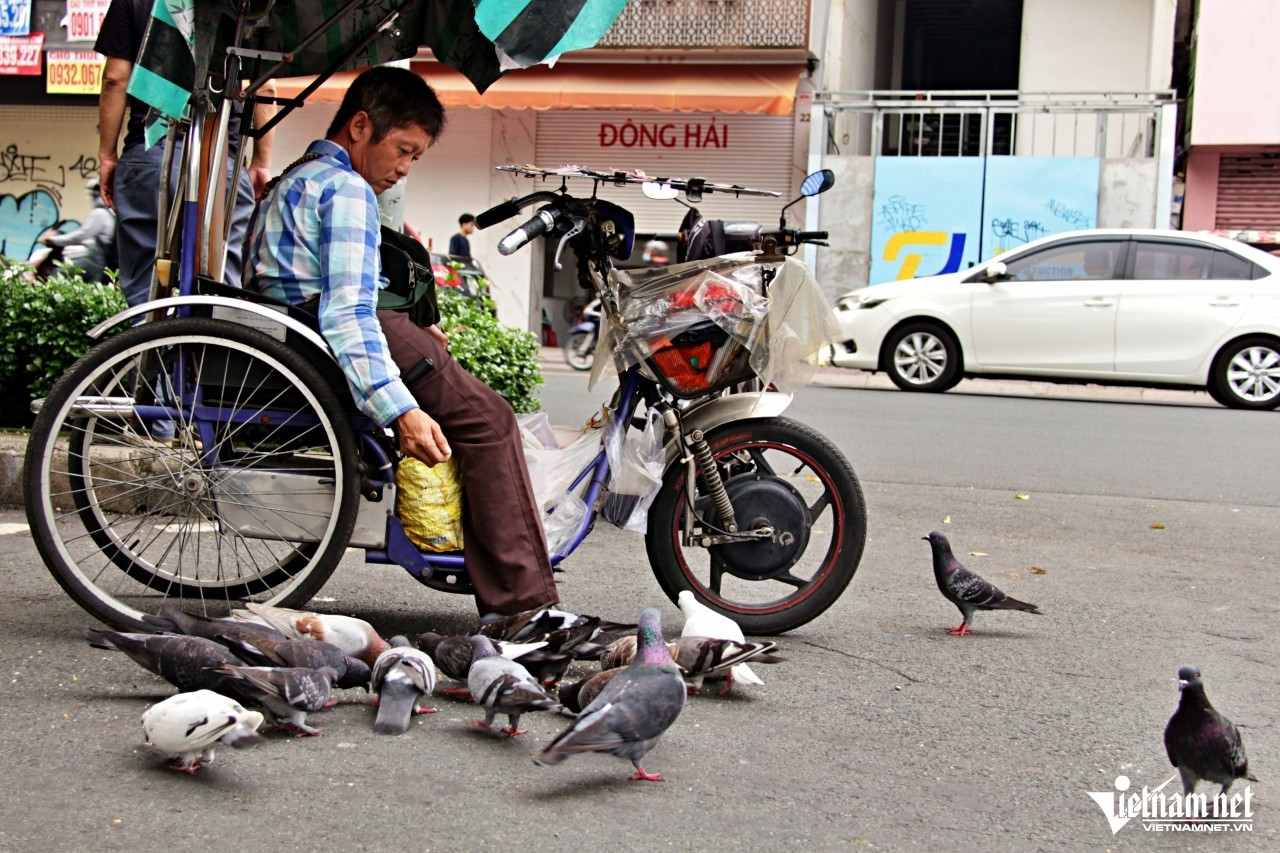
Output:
(348, 113), (432, 195)
(461, 221), (475, 235)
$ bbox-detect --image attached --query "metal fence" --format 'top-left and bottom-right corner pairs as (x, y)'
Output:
(815, 91), (1177, 159)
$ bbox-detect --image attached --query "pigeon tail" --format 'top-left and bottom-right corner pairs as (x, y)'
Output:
(992, 596), (1041, 615)
(373, 680), (418, 735)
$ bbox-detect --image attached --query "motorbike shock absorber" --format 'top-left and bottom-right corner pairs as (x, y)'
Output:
(686, 427), (737, 534)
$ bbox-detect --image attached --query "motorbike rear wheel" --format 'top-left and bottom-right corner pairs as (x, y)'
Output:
(563, 330), (596, 371)
(645, 417), (866, 635)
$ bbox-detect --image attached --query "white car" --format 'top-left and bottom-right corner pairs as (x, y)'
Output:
(829, 229), (1280, 409)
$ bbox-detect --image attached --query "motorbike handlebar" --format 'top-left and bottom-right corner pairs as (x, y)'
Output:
(498, 207), (558, 256)
(476, 200), (522, 229)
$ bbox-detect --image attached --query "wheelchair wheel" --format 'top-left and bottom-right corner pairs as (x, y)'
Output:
(24, 317), (361, 631)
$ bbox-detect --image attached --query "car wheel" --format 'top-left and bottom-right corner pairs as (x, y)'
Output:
(884, 322), (962, 392)
(1211, 336), (1280, 410)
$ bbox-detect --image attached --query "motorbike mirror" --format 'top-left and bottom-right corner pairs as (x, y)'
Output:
(642, 181), (680, 201)
(800, 169), (836, 197)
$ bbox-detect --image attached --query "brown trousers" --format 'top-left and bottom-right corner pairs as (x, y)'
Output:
(378, 310), (559, 616)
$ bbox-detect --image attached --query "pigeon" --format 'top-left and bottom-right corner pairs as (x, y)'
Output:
(216, 633), (371, 691)
(86, 629), (243, 694)
(599, 635), (639, 671)
(923, 531), (1042, 635)
(558, 667), (625, 715)
(475, 606), (635, 643)
(229, 603), (390, 666)
(535, 608), (686, 781)
(213, 664), (337, 737)
(141, 689), (264, 774)
(370, 636), (437, 735)
(1164, 665), (1258, 800)
(670, 636), (786, 695)
(417, 633), (549, 683)
(466, 635), (558, 736)
(143, 605), (291, 646)
(677, 591), (765, 689)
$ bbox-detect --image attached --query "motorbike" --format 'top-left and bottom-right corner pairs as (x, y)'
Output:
(562, 297), (601, 370)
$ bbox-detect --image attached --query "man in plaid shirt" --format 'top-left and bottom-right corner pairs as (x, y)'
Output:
(245, 66), (558, 616)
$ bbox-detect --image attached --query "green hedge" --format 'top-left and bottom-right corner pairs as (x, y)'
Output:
(0, 260), (127, 414)
(437, 285), (543, 413)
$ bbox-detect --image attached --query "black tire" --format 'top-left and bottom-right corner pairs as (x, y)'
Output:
(884, 322), (962, 392)
(24, 317), (361, 631)
(645, 417), (867, 635)
(1210, 336), (1280, 410)
(563, 331), (596, 371)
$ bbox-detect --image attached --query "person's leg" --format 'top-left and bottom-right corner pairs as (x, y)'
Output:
(223, 161), (255, 287)
(111, 143), (163, 308)
(378, 310), (559, 615)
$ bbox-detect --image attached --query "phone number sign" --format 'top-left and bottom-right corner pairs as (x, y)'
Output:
(47, 49), (103, 92)
(64, 0), (110, 41)
(0, 31), (42, 75)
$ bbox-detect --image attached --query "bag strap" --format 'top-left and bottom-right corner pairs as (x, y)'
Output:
(242, 152), (325, 287)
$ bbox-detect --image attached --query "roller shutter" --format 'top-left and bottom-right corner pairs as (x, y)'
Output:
(535, 111), (796, 233)
(1215, 153), (1280, 230)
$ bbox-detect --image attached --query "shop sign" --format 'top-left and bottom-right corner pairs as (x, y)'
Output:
(63, 0), (110, 41)
(597, 118), (729, 150)
(0, 0), (31, 36)
(0, 31), (42, 74)
(46, 48), (104, 93)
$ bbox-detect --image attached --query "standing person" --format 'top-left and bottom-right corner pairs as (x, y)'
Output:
(39, 178), (116, 284)
(449, 213), (475, 258)
(243, 66), (558, 617)
(94, 0), (276, 309)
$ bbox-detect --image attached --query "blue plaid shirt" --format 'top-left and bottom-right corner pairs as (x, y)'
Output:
(245, 139), (417, 427)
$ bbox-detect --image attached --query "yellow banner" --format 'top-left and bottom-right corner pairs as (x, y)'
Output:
(46, 49), (104, 94)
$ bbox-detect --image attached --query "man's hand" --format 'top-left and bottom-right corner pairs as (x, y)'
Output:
(394, 407), (451, 466)
(248, 164), (271, 200)
(98, 154), (118, 211)
(426, 324), (448, 348)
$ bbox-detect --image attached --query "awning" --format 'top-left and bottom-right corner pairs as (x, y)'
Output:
(276, 62), (805, 116)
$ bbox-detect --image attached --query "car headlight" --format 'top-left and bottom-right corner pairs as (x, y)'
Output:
(837, 293), (891, 311)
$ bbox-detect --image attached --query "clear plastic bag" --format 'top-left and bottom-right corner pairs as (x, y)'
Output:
(600, 407), (665, 533)
(521, 422), (604, 512)
(542, 491), (588, 557)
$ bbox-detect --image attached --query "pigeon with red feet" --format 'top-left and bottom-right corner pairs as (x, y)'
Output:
(466, 635), (558, 736)
(143, 605), (290, 646)
(534, 608), (686, 782)
(677, 591), (766, 691)
(215, 632), (370, 690)
(371, 636), (437, 734)
(1164, 665), (1258, 800)
(86, 629), (243, 694)
(229, 603), (389, 666)
(141, 690), (264, 774)
(213, 664), (337, 737)
(924, 531), (1041, 636)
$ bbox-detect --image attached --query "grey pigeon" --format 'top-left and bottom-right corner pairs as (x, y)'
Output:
(370, 636), (438, 735)
(670, 636), (786, 695)
(534, 608), (686, 781)
(558, 667), (625, 715)
(213, 664), (337, 737)
(418, 633), (474, 681)
(141, 689), (264, 774)
(1164, 665), (1258, 800)
(924, 531), (1041, 635)
(216, 632), (370, 690)
(466, 635), (558, 736)
(143, 605), (291, 646)
(476, 606), (634, 643)
(86, 629), (243, 694)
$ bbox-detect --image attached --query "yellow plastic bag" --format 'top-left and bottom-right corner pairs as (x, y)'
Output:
(395, 457), (465, 552)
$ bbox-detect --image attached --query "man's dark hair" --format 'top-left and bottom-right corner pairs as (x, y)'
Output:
(326, 66), (446, 143)
(459, 213), (475, 225)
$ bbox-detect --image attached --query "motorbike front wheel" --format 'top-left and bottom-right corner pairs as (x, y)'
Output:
(645, 417), (866, 635)
(563, 330), (596, 371)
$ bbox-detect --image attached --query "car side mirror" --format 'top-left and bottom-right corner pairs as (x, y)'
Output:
(985, 261), (1008, 282)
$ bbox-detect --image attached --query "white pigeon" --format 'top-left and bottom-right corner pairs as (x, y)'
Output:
(676, 591), (765, 688)
(141, 690), (264, 774)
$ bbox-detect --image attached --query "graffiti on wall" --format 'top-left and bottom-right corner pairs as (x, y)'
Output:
(869, 158), (983, 284)
(980, 157), (1100, 260)
(0, 142), (100, 261)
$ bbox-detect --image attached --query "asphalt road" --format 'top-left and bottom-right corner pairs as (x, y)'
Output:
(0, 373), (1276, 851)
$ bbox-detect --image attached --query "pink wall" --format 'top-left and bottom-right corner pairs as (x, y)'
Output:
(1190, 0), (1280, 146)
(1181, 147), (1219, 231)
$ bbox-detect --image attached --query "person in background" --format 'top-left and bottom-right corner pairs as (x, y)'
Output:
(94, 0), (276, 310)
(38, 178), (116, 284)
(449, 213), (475, 258)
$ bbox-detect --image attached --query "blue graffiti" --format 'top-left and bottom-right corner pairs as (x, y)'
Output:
(0, 189), (63, 261)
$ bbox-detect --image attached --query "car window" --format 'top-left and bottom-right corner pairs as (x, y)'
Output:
(1131, 242), (1215, 280)
(1210, 249), (1259, 280)
(1002, 241), (1127, 281)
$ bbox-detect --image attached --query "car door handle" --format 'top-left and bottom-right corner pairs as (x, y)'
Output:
(1083, 298), (1114, 308)
(1208, 298), (1240, 308)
